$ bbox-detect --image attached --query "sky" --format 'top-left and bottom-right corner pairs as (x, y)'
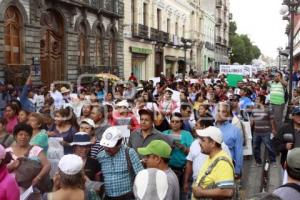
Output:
(230, 0), (288, 59)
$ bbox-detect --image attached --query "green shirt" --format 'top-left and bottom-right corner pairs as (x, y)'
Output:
(163, 129), (194, 168)
(30, 129), (49, 153)
(270, 82), (285, 105)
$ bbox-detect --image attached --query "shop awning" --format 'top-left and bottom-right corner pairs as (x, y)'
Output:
(165, 56), (177, 62)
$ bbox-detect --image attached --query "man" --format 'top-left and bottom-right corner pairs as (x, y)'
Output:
(180, 104), (195, 133)
(90, 105), (110, 140)
(215, 102), (243, 178)
(269, 71), (288, 131)
(273, 148), (300, 200)
(192, 126), (235, 199)
(128, 109), (172, 152)
(138, 140), (180, 200)
(239, 87), (254, 111)
(273, 106), (300, 168)
(98, 127), (144, 199)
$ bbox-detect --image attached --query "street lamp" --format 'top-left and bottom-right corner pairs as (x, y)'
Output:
(181, 38), (192, 80)
(280, 0), (300, 104)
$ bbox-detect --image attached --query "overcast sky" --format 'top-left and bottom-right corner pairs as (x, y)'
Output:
(230, 0), (287, 58)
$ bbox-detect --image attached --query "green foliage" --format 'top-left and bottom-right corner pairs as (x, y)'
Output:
(229, 21), (261, 64)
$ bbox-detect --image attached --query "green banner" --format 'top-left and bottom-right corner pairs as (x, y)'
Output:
(130, 47), (152, 54)
(227, 74), (243, 87)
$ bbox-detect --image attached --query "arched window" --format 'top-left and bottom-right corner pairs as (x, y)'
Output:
(95, 26), (103, 66)
(108, 29), (117, 68)
(79, 22), (87, 65)
(4, 6), (22, 65)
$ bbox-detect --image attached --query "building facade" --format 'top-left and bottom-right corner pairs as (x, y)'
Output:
(123, 0), (193, 80)
(0, 0), (124, 86)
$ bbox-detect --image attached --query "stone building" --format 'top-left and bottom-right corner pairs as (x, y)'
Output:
(0, 0), (124, 86)
(123, 0), (193, 80)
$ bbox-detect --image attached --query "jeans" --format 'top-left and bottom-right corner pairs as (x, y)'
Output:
(253, 134), (276, 163)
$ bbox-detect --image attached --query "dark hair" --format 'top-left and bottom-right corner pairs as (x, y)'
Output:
(286, 164), (300, 181)
(5, 103), (19, 115)
(170, 112), (184, 129)
(161, 157), (170, 164)
(13, 123), (33, 137)
(0, 151), (13, 167)
(197, 115), (214, 128)
(257, 95), (266, 104)
(180, 104), (191, 111)
(0, 118), (7, 125)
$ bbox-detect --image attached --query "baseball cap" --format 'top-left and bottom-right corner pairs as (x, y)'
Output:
(138, 140), (172, 158)
(100, 127), (123, 148)
(287, 148), (300, 174)
(80, 118), (95, 128)
(133, 168), (168, 200)
(196, 126), (223, 144)
(58, 154), (83, 175)
(70, 132), (92, 146)
(116, 100), (129, 108)
(292, 107), (300, 115)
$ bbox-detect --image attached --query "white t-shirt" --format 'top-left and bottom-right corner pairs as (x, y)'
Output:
(186, 139), (232, 180)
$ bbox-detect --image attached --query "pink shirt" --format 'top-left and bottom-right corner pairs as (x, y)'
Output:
(5, 116), (18, 134)
(0, 166), (20, 200)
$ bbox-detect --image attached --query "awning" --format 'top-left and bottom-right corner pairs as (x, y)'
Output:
(165, 56), (177, 62)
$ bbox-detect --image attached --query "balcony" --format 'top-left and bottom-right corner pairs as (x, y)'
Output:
(216, 18), (222, 26)
(159, 31), (169, 44)
(224, 22), (227, 28)
(224, 5), (228, 11)
(132, 24), (149, 39)
(229, 13), (233, 20)
(216, 36), (222, 44)
(205, 42), (214, 51)
(223, 39), (227, 46)
(216, 0), (222, 8)
(89, 0), (119, 15)
(150, 28), (160, 41)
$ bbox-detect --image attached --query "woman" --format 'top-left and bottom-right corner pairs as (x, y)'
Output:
(103, 91), (114, 106)
(71, 132), (101, 181)
(42, 154), (100, 200)
(162, 112), (193, 193)
(80, 104), (92, 121)
(18, 109), (29, 124)
(6, 123), (50, 188)
(4, 103), (19, 134)
(48, 108), (78, 154)
(0, 118), (14, 148)
(0, 144), (20, 200)
(28, 113), (49, 153)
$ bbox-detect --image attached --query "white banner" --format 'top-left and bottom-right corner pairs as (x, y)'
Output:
(220, 65), (254, 77)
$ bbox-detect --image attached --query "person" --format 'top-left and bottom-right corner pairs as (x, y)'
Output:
(6, 123), (51, 188)
(192, 126), (235, 200)
(18, 109), (29, 124)
(42, 154), (100, 200)
(0, 144), (19, 200)
(128, 109), (172, 153)
(251, 95), (277, 167)
(180, 104), (195, 133)
(20, 74), (36, 112)
(90, 105), (109, 140)
(0, 118), (14, 148)
(273, 106), (300, 168)
(273, 148), (300, 200)
(28, 112), (49, 153)
(71, 132), (101, 181)
(269, 71), (288, 132)
(138, 140), (180, 200)
(97, 127), (143, 199)
(133, 168), (169, 200)
(215, 102), (243, 178)
(4, 103), (19, 134)
(129, 73), (137, 82)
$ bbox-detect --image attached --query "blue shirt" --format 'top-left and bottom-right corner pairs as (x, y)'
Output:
(239, 96), (253, 110)
(216, 121), (243, 175)
(20, 84), (35, 112)
(97, 146), (143, 197)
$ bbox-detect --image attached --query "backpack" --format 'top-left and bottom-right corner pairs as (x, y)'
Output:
(279, 183), (300, 193)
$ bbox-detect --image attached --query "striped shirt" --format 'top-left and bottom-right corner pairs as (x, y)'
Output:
(270, 82), (285, 105)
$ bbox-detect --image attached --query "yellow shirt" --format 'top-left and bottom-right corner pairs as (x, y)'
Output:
(192, 150), (235, 200)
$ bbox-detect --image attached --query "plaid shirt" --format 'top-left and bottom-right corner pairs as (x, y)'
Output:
(97, 145), (143, 197)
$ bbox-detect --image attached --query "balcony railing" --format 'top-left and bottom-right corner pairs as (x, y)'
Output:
(223, 39), (227, 46)
(159, 31), (169, 43)
(89, 0), (119, 14)
(216, 36), (222, 44)
(205, 42), (215, 51)
(132, 24), (149, 39)
(216, 0), (222, 8)
(150, 28), (160, 41)
(216, 18), (222, 26)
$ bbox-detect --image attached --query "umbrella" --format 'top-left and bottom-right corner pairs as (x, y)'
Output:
(96, 73), (120, 81)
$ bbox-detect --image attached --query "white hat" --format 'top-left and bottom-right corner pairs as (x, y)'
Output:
(58, 154), (83, 175)
(116, 100), (129, 108)
(100, 127), (122, 148)
(196, 126), (223, 144)
(81, 118), (95, 128)
(60, 86), (70, 94)
(133, 168), (168, 200)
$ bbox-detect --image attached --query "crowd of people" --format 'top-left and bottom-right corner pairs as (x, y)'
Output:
(0, 68), (299, 200)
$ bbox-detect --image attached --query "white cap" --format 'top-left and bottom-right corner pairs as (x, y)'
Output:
(133, 168), (168, 200)
(116, 100), (129, 108)
(100, 127), (122, 148)
(81, 118), (95, 128)
(58, 154), (83, 175)
(196, 126), (223, 144)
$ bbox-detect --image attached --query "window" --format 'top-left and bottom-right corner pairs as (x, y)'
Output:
(109, 30), (117, 68)
(78, 22), (87, 65)
(132, 0), (136, 24)
(143, 3), (148, 26)
(157, 9), (161, 30)
(167, 18), (170, 33)
(95, 26), (103, 65)
(182, 25), (185, 38)
(4, 6), (22, 65)
(175, 22), (178, 36)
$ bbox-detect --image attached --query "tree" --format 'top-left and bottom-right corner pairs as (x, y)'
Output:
(229, 21), (261, 64)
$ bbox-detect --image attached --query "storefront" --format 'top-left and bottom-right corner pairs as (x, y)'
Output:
(130, 47), (152, 80)
(165, 56), (177, 77)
